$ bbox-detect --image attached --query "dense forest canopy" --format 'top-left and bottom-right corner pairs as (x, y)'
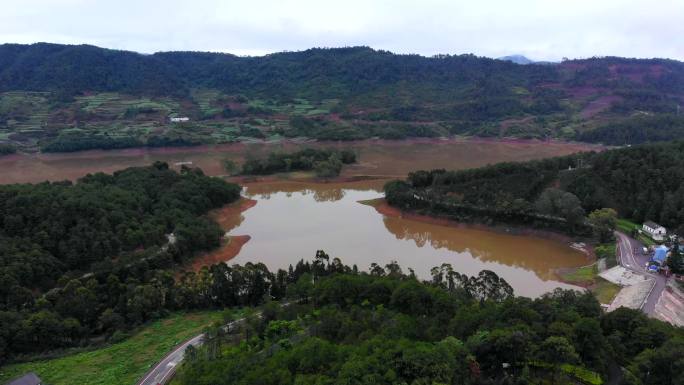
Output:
(1, 43), (684, 152)
(0, 163), (240, 360)
(2, 43), (682, 102)
(578, 114), (684, 145)
(386, 141), (684, 234)
(171, 257), (682, 385)
(0, 44), (553, 98)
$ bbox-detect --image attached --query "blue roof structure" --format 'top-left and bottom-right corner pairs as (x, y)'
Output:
(653, 245), (669, 263)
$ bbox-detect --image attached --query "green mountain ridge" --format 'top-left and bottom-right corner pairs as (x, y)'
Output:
(1, 43), (683, 152)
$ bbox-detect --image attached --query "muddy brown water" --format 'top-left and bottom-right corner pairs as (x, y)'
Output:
(0, 139), (599, 297)
(211, 180), (589, 298)
(0, 138), (600, 184)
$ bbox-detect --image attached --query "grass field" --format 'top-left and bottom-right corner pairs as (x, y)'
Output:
(0, 311), (230, 385)
(592, 277), (622, 304)
(616, 218), (657, 246)
(560, 264), (597, 285)
(559, 263), (621, 305)
(616, 218), (639, 234)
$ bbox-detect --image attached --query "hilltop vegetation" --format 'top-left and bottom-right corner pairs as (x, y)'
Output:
(1, 43), (683, 151)
(169, 258), (680, 385)
(386, 141), (684, 235)
(0, 163), (240, 360)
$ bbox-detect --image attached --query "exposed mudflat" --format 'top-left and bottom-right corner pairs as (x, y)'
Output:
(0, 137), (603, 185)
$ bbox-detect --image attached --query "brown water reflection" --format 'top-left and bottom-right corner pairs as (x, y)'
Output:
(216, 181), (588, 298)
(242, 179), (388, 202)
(0, 138), (601, 184)
(382, 215), (584, 281)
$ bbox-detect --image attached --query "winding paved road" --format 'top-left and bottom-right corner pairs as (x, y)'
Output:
(614, 231), (668, 314)
(137, 333), (204, 385)
(137, 302), (294, 385)
(136, 316), (245, 385)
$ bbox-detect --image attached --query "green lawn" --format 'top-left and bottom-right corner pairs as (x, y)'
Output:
(591, 278), (621, 305)
(560, 264), (597, 285)
(559, 264), (620, 305)
(616, 218), (639, 234)
(0, 311), (229, 385)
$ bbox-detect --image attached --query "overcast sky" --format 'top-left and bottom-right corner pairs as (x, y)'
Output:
(1, 0), (682, 61)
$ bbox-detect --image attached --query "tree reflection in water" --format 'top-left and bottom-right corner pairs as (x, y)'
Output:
(381, 215), (585, 281)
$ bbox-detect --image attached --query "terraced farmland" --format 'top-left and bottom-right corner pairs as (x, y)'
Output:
(76, 93), (181, 119)
(247, 97), (338, 116)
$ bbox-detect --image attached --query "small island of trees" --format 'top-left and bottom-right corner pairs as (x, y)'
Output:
(237, 148), (357, 178)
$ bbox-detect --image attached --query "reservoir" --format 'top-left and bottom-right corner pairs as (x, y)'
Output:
(206, 180), (589, 298)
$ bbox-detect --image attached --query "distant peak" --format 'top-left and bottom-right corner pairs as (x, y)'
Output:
(497, 54), (534, 65)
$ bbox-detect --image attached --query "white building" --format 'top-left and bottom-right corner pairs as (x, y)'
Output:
(170, 117), (190, 122)
(643, 221), (667, 241)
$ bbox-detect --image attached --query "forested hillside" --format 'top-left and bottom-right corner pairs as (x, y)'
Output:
(0, 43), (683, 152)
(385, 141), (684, 235)
(171, 259), (681, 385)
(0, 163), (240, 360)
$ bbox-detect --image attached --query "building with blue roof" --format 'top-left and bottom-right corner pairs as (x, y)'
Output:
(653, 245), (669, 265)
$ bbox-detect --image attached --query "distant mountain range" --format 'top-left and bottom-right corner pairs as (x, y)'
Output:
(0, 43), (683, 151)
(497, 55), (536, 64)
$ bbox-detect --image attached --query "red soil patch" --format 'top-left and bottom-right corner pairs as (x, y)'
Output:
(209, 198), (257, 231)
(178, 198), (257, 274)
(500, 116), (535, 131)
(580, 95), (622, 119)
(226, 102), (245, 110)
(188, 235), (251, 272)
(608, 63), (669, 83)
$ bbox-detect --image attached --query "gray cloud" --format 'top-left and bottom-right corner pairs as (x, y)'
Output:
(1, 0), (682, 60)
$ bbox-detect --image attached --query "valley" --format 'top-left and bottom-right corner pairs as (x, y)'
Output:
(0, 35), (683, 385)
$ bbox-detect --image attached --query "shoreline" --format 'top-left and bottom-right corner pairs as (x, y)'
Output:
(5, 136), (606, 159)
(229, 173), (391, 189)
(187, 235), (252, 272)
(182, 197), (257, 272)
(361, 197), (597, 283)
(207, 198), (257, 231)
(362, 198), (594, 249)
